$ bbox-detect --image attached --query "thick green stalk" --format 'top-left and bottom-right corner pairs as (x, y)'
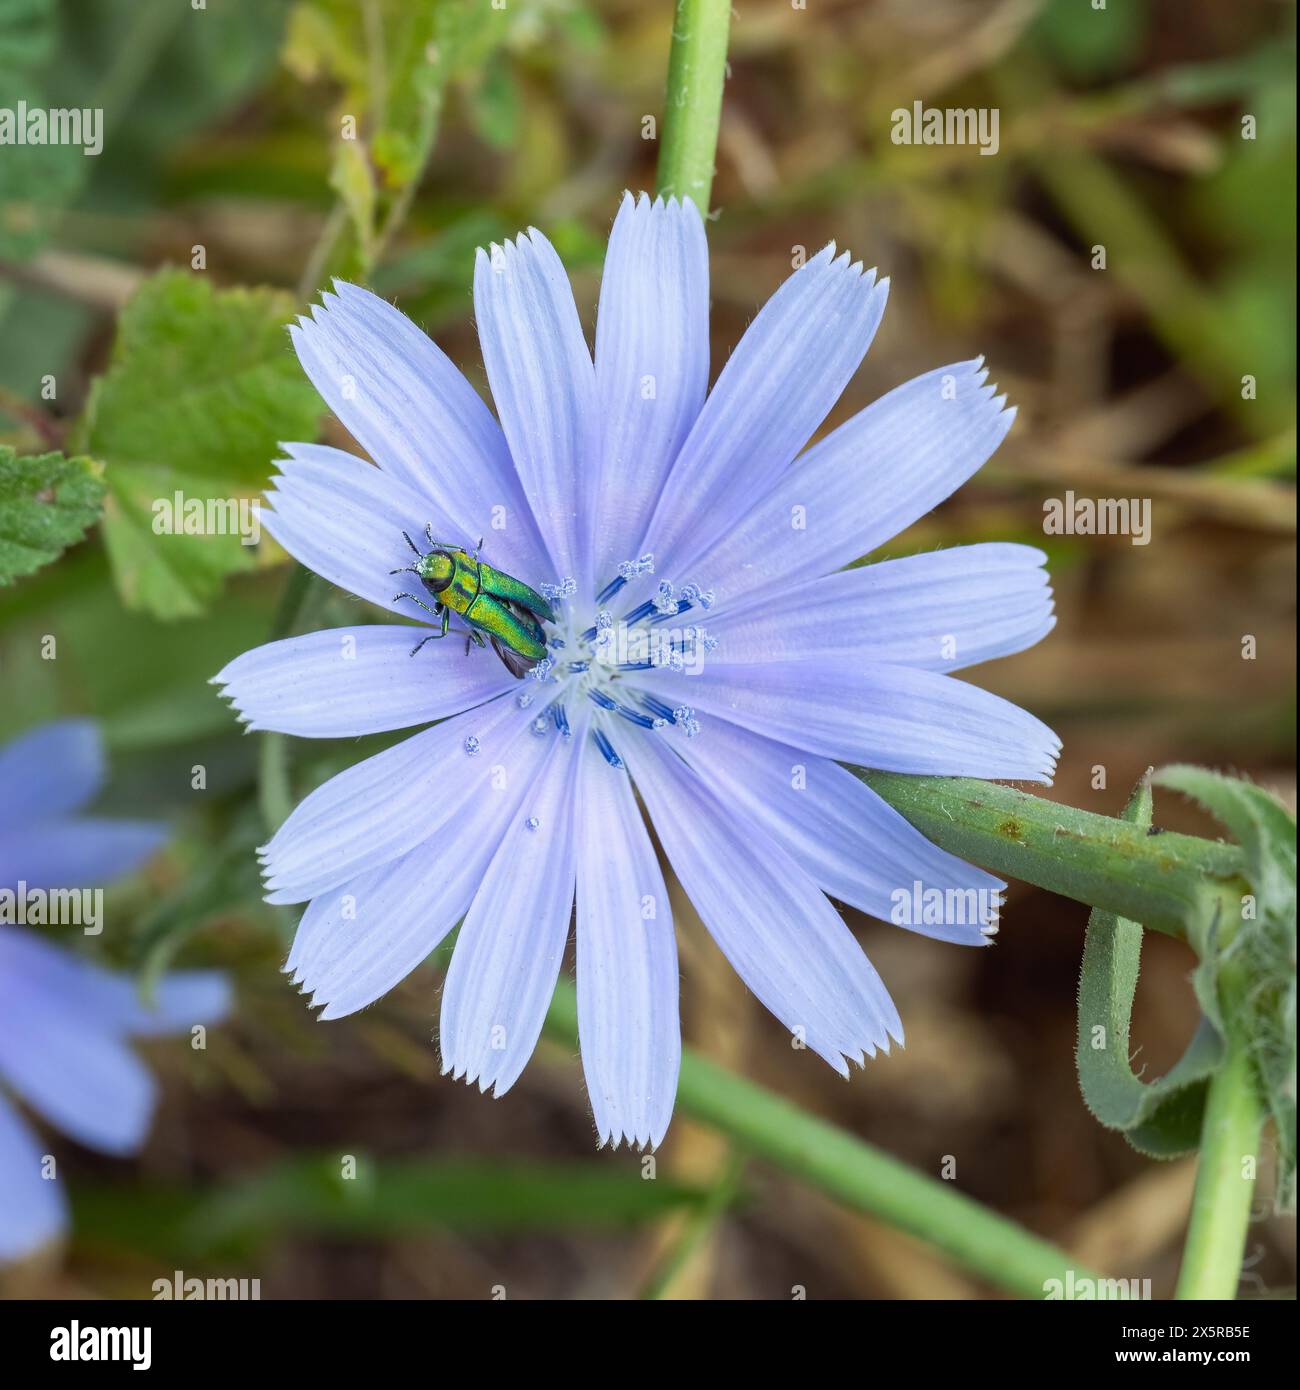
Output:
(859, 771), (1249, 941)
(656, 0), (732, 209)
(544, 981), (1091, 1297)
(1175, 1045), (1264, 1298)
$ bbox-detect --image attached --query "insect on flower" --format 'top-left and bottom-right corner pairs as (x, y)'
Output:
(215, 192), (1060, 1150)
(389, 526), (556, 678)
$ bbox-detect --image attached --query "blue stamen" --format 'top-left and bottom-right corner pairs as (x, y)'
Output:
(618, 660), (654, 671)
(622, 600), (658, 625)
(552, 703), (571, 737)
(613, 704), (656, 729)
(580, 610), (615, 644)
(593, 728), (625, 769)
(588, 688), (655, 728)
(640, 693), (677, 723)
(567, 659), (590, 674)
(650, 599), (693, 624)
(595, 574), (626, 606)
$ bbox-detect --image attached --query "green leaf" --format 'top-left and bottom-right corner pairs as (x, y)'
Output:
(328, 137), (377, 264)
(0, 446), (105, 584)
(283, 0), (511, 277)
(1075, 773), (1223, 1158)
(0, 0), (88, 259)
(73, 270), (320, 620)
(284, 0), (507, 188)
(74, 1156), (711, 1259)
(1153, 766), (1297, 1212)
(1034, 0), (1151, 80)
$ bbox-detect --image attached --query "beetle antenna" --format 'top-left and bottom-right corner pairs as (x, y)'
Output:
(402, 530), (420, 555)
(389, 565), (417, 576)
(424, 523), (434, 547)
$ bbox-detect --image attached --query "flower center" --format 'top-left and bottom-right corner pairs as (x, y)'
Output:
(513, 555), (717, 766)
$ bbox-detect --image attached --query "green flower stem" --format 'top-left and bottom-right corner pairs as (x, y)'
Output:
(639, 1152), (745, 1299)
(1176, 1045), (1264, 1299)
(258, 567), (325, 834)
(656, 0), (733, 210)
(543, 980), (1093, 1297)
(859, 771), (1249, 942)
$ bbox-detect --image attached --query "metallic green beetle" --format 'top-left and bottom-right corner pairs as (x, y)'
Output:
(391, 527), (556, 679)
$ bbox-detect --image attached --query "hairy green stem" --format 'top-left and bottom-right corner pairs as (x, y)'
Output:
(859, 771), (1249, 941)
(656, 0), (732, 210)
(1176, 1047), (1264, 1299)
(544, 981), (1092, 1298)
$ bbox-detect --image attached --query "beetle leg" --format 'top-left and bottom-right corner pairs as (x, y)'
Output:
(393, 590), (441, 616)
(424, 523), (435, 548)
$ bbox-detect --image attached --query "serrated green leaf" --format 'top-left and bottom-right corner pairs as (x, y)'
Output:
(1075, 773), (1223, 1158)
(74, 270), (320, 620)
(0, 446), (105, 584)
(1153, 765), (1297, 1212)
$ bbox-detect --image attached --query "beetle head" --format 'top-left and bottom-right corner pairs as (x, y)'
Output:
(416, 549), (456, 593)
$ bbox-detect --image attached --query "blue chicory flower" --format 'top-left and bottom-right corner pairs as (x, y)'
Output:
(0, 721), (229, 1264)
(215, 192), (1059, 1148)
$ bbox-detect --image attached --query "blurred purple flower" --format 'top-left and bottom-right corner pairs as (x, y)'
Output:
(0, 722), (229, 1264)
(215, 193), (1058, 1148)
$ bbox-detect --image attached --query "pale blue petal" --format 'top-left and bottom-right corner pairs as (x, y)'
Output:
(0, 1095), (67, 1265)
(120, 973), (231, 1037)
(262, 445), (457, 623)
(622, 735), (901, 1072)
(681, 359), (1015, 607)
(660, 719), (1003, 946)
(642, 660), (1061, 782)
(642, 245), (889, 572)
(0, 978), (157, 1156)
(260, 693), (528, 903)
(439, 726), (585, 1096)
(213, 625), (514, 737)
(575, 735), (680, 1149)
(290, 283), (551, 580)
(287, 724), (553, 1019)
(0, 720), (102, 829)
(473, 230), (598, 588)
(0, 929), (228, 1037)
(709, 543), (1055, 671)
(591, 193), (709, 588)
(0, 819), (166, 893)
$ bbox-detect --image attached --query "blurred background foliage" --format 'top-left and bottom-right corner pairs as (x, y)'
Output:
(0, 0), (1294, 1297)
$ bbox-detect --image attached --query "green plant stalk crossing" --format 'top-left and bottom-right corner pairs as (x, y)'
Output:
(1175, 1044), (1264, 1298)
(859, 771), (1249, 941)
(543, 980), (1092, 1297)
(656, 0), (733, 210)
